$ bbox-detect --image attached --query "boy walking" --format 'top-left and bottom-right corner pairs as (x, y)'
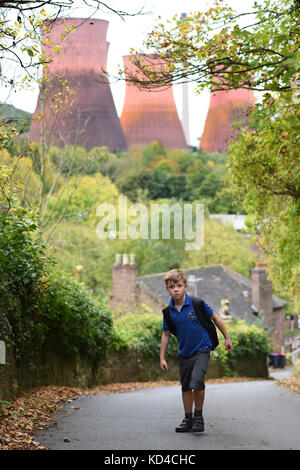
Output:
(160, 269), (233, 433)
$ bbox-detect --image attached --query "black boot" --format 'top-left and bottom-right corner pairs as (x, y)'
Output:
(175, 417), (193, 433)
(192, 415), (204, 433)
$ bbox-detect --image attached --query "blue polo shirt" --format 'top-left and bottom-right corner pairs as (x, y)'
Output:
(163, 293), (213, 357)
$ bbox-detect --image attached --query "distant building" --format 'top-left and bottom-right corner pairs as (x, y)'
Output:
(200, 88), (255, 154)
(209, 214), (247, 232)
(120, 54), (187, 149)
(29, 18), (127, 151)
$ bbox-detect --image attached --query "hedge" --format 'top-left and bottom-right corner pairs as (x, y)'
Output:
(113, 313), (271, 376)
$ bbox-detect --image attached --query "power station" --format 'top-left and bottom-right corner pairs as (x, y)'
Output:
(29, 17), (254, 154)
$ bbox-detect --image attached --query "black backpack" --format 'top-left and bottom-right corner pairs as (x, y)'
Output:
(162, 296), (219, 350)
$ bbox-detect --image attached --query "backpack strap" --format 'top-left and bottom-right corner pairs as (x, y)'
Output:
(162, 305), (177, 336)
(191, 296), (219, 350)
(190, 296), (207, 327)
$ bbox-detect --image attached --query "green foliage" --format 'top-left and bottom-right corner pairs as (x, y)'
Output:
(213, 319), (271, 376)
(153, 158), (179, 174)
(227, 320), (271, 358)
(113, 313), (178, 358)
(37, 271), (113, 362)
(0, 169), (50, 365)
(46, 195), (256, 301)
(141, 141), (166, 167)
(228, 94), (300, 311)
(45, 221), (118, 297)
(44, 171), (120, 225)
(113, 313), (271, 376)
(0, 170), (114, 369)
(128, 0), (299, 94)
(48, 145), (115, 176)
(131, 237), (185, 276)
(182, 217), (256, 277)
(106, 142), (235, 212)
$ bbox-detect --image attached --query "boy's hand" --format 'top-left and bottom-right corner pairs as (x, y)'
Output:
(160, 359), (168, 372)
(225, 338), (233, 351)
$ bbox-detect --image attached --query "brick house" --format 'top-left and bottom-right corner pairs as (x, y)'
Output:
(110, 254), (287, 353)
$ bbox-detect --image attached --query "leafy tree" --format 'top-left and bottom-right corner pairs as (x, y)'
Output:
(1, 137), (103, 240)
(0, 149), (42, 208)
(0, 1), (144, 88)
(198, 173), (222, 199)
(87, 146), (115, 174)
(123, 0), (299, 94)
(185, 159), (209, 198)
(112, 143), (234, 209)
(44, 171), (120, 227)
(210, 184), (238, 214)
(141, 141), (167, 167)
(48, 145), (87, 174)
(181, 217), (257, 278)
(153, 158), (180, 174)
(0, 167), (49, 365)
(166, 148), (195, 172)
(228, 93), (300, 311)
(121, 0), (299, 310)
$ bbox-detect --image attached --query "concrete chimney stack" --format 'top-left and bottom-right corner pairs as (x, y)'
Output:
(200, 88), (255, 153)
(120, 54), (187, 149)
(29, 18), (127, 151)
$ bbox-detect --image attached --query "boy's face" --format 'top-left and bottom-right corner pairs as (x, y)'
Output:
(165, 279), (187, 302)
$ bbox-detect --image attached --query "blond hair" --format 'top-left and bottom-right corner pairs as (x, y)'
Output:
(165, 269), (187, 286)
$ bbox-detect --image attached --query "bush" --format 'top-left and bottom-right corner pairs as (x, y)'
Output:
(212, 319), (271, 376)
(113, 314), (271, 376)
(113, 313), (178, 358)
(0, 170), (114, 370)
(37, 271), (113, 363)
(0, 170), (47, 366)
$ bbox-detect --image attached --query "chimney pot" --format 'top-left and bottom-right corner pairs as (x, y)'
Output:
(114, 253), (121, 265)
(255, 262), (267, 268)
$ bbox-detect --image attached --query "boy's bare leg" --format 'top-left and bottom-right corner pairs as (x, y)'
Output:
(182, 389), (205, 413)
(182, 390), (193, 413)
(193, 389), (205, 411)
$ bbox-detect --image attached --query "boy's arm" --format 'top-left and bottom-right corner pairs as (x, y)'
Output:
(160, 330), (170, 371)
(211, 312), (233, 351)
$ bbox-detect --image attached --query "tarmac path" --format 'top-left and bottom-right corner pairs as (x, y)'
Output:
(35, 374), (300, 451)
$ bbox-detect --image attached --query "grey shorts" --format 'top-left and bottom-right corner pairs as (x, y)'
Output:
(178, 349), (211, 392)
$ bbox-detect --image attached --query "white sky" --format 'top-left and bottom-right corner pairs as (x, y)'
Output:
(1, 0), (258, 146)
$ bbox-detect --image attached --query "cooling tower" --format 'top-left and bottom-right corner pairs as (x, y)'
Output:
(200, 88), (255, 153)
(29, 18), (127, 151)
(120, 55), (187, 149)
